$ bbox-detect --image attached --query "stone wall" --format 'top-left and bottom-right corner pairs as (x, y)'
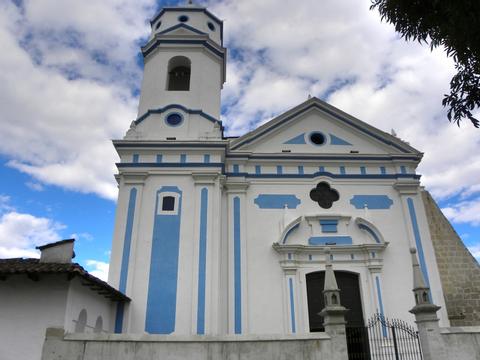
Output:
(441, 327), (480, 360)
(41, 328), (345, 360)
(422, 190), (480, 326)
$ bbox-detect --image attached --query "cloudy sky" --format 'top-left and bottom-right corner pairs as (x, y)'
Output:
(0, 0), (479, 280)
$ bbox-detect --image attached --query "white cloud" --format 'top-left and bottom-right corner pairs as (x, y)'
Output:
(86, 260), (109, 281)
(442, 198), (480, 226)
(467, 245), (480, 263)
(0, 211), (65, 258)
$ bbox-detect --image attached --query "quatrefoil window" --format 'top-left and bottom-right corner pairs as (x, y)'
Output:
(310, 182), (340, 209)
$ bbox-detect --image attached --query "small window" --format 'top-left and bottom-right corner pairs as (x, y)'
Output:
(75, 309), (87, 333)
(162, 196), (175, 211)
(207, 22), (215, 31)
(165, 113), (183, 126)
(155, 21), (162, 30)
(178, 15), (189, 22)
(310, 132), (326, 145)
(94, 316), (103, 333)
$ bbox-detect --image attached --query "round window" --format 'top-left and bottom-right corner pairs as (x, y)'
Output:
(207, 22), (215, 31)
(155, 21), (161, 30)
(310, 132), (326, 145)
(178, 15), (189, 22)
(165, 113), (183, 126)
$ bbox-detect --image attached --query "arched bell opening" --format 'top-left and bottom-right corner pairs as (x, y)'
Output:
(167, 56), (191, 91)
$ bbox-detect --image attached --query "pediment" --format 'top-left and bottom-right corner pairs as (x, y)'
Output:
(158, 23), (207, 37)
(230, 98), (420, 156)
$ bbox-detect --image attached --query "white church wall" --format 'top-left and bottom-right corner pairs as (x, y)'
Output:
(0, 275), (68, 360)
(64, 278), (117, 334)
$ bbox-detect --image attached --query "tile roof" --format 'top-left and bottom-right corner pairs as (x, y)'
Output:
(0, 258), (130, 302)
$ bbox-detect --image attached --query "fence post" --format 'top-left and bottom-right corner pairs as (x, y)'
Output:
(408, 248), (447, 360)
(319, 248), (349, 360)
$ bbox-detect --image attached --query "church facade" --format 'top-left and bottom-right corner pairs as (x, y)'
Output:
(107, 4), (451, 337)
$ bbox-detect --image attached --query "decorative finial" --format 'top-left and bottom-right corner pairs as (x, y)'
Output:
(308, 94), (312, 99)
(323, 248), (339, 292)
(391, 128), (397, 137)
(410, 247), (432, 306)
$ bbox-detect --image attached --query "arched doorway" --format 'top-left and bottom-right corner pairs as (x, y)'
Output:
(306, 271), (365, 330)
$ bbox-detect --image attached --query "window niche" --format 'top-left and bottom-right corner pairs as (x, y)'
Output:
(167, 56), (191, 91)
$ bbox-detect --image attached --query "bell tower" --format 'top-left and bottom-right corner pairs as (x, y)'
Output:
(136, 3), (226, 136)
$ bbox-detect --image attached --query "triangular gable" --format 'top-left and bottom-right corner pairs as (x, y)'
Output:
(230, 97), (420, 155)
(157, 23), (207, 37)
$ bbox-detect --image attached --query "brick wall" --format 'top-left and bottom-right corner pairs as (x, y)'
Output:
(422, 191), (480, 326)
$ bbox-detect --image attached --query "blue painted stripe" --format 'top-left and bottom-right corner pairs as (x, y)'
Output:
(276, 165), (283, 174)
(375, 276), (387, 337)
(119, 188), (137, 294)
(380, 166), (386, 174)
(114, 302), (125, 334)
(255, 165), (261, 174)
(135, 104), (222, 127)
(284, 133), (306, 144)
(180, 154), (187, 163)
(226, 154), (419, 161)
(197, 188), (208, 334)
(330, 134), (352, 145)
(156, 154), (163, 163)
(145, 187), (182, 334)
(298, 166), (304, 175)
(340, 166), (346, 175)
(358, 223), (381, 244)
(360, 166), (366, 175)
(288, 278), (296, 333)
(118, 162), (224, 169)
(320, 220), (338, 233)
(233, 197), (242, 334)
(132, 154), (139, 163)
(319, 166), (325, 172)
(309, 236), (352, 245)
(407, 198), (431, 289)
(116, 143), (227, 149)
(233, 164), (239, 173)
(282, 223), (300, 244)
(224, 171), (421, 180)
(203, 154), (210, 163)
(401, 166), (407, 174)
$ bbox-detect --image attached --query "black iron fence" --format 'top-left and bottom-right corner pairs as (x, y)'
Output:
(346, 313), (423, 360)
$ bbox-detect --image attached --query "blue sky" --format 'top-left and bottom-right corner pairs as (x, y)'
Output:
(0, 0), (479, 280)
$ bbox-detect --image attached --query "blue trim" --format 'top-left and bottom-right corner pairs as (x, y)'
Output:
(360, 166), (366, 175)
(287, 253), (292, 260)
(231, 102), (413, 153)
(255, 165), (261, 175)
(284, 133), (306, 144)
(282, 223), (300, 244)
(145, 186), (182, 334)
(350, 195), (393, 209)
(203, 154), (210, 163)
(224, 171), (421, 180)
(119, 188), (137, 293)
(380, 166), (386, 175)
(135, 104), (222, 127)
(375, 277), (387, 337)
(407, 198), (431, 289)
(309, 236), (353, 245)
(116, 142), (227, 149)
(320, 220), (338, 233)
(226, 154), (419, 161)
(157, 23), (206, 36)
(233, 164), (239, 173)
(330, 134), (352, 145)
(401, 166), (407, 174)
(180, 154), (187, 163)
(118, 162), (224, 169)
(156, 154), (163, 163)
(276, 165), (283, 175)
(143, 39), (225, 60)
(197, 188), (208, 335)
(289, 278), (296, 333)
(319, 166), (325, 172)
(298, 166), (304, 175)
(114, 302), (125, 334)
(132, 154), (139, 163)
(233, 197), (242, 334)
(254, 194), (301, 209)
(340, 166), (346, 175)
(358, 223), (381, 244)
